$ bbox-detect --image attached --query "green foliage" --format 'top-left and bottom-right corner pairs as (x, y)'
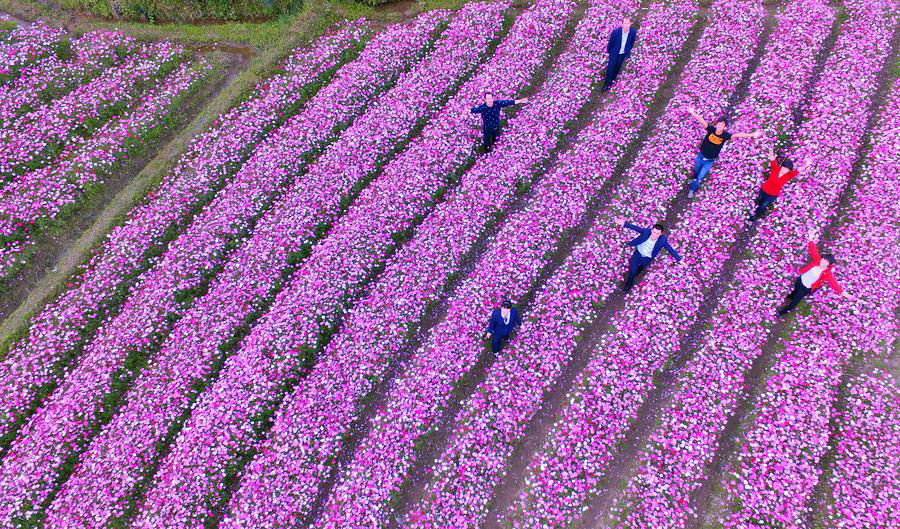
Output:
(57, 0), (303, 23)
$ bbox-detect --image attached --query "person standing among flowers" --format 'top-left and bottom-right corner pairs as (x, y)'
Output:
(603, 16), (637, 91)
(615, 217), (683, 292)
(486, 300), (521, 353)
(778, 230), (851, 315)
(749, 147), (808, 221)
(471, 92), (528, 154)
(685, 107), (763, 198)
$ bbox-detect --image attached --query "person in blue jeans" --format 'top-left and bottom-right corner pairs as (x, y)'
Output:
(615, 217), (683, 292)
(471, 92), (528, 153)
(485, 300), (521, 353)
(685, 107), (762, 198)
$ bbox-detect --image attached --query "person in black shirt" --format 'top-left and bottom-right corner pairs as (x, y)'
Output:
(685, 107), (762, 198)
(471, 92), (528, 153)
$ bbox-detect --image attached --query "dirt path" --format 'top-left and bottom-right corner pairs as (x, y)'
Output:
(691, 21), (900, 529)
(0, 48), (247, 339)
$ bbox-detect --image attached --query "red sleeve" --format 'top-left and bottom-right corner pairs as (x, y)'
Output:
(808, 241), (821, 261)
(769, 159), (779, 179)
(825, 272), (843, 295)
(783, 170), (798, 183)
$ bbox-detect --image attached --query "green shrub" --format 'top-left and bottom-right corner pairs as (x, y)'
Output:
(57, 0), (304, 23)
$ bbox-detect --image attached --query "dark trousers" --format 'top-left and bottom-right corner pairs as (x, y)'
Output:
(604, 53), (625, 88)
(780, 277), (811, 313)
(625, 251), (653, 291)
(491, 332), (511, 353)
(482, 127), (499, 153)
(750, 189), (778, 220)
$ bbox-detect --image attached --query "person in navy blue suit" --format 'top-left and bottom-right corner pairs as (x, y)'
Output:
(603, 17), (637, 91)
(471, 92), (528, 153)
(485, 300), (521, 353)
(615, 217), (683, 292)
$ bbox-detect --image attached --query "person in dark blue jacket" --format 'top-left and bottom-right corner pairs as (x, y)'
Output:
(615, 217), (683, 292)
(471, 92), (528, 153)
(485, 300), (521, 353)
(603, 17), (637, 91)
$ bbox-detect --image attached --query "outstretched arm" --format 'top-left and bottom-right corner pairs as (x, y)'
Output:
(614, 216), (644, 234)
(685, 107), (707, 129)
(663, 240), (683, 262)
(514, 97), (529, 105)
(806, 230), (821, 261)
(471, 104), (483, 114)
(732, 130), (763, 139)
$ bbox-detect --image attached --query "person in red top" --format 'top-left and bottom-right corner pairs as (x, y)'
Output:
(778, 230), (852, 316)
(750, 148), (807, 221)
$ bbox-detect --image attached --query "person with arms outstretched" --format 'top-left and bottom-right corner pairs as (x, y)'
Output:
(749, 147), (808, 221)
(685, 107), (762, 198)
(777, 230), (851, 316)
(604, 16), (637, 91)
(485, 300), (521, 353)
(615, 217), (683, 292)
(471, 92), (528, 153)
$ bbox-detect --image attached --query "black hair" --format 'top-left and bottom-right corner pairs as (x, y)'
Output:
(652, 223), (665, 233)
(501, 300), (513, 309)
(485, 91), (493, 97)
(716, 117), (728, 127)
(821, 253), (836, 266)
(782, 159), (794, 171)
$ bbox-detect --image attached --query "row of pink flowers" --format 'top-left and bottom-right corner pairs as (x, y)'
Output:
(0, 57), (213, 282)
(0, 22), (66, 81)
(40, 5), (503, 527)
(827, 370), (900, 529)
(0, 30), (131, 128)
(0, 17), (366, 456)
(581, 1), (836, 528)
(717, 4), (898, 519)
(215, 1), (623, 527)
(126, 1), (576, 526)
(0, 40), (184, 180)
(0, 16), (437, 526)
(395, 1), (768, 527)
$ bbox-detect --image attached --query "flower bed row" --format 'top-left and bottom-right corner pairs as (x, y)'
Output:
(125, 2), (580, 527)
(717, 21), (898, 523)
(0, 22), (66, 84)
(399, 2), (772, 527)
(0, 14), (444, 526)
(0, 57), (215, 284)
(0, 20), (367, 449)
(218, 1), (626, 528)
(323, 0), (706, 525)
(826, 369), (900, 529)
(41, 5), (504, 527)
(0, 30), (131, 129)
(557, 1), (834, 528)
(0, 40), (185, 181)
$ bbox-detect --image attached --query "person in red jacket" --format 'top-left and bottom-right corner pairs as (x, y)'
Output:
(778, 231), (852, 316)
(750, 148), (808, 221)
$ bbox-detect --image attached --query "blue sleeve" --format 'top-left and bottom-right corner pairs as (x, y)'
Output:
(607, 28), (617, 54)
(472, 104), (484, 114)
(487, 311), (497, 333)
(623, 221), (645, 234)
(624, 29), (636, 58)
(664, 240), (682, 262)
(513, 309), (522, 328)
(497, 99), (515, 108)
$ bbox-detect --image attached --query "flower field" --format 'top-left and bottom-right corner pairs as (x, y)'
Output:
(0, 0), (895, 528)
